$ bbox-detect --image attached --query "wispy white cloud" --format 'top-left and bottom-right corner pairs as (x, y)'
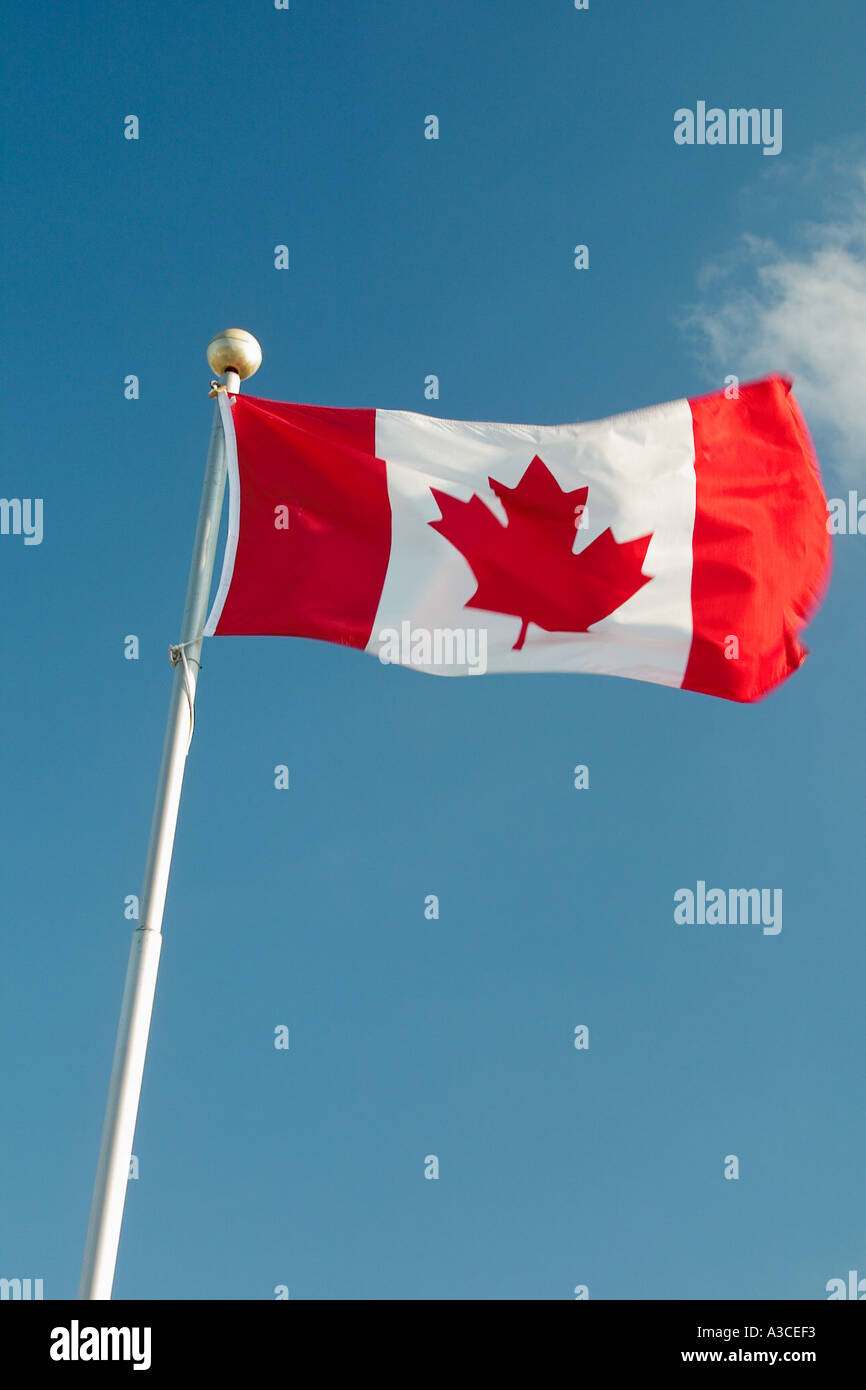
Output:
(685, 155), (866, 481)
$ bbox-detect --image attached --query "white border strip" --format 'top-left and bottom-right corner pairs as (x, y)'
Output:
(203, 390), (240, 636)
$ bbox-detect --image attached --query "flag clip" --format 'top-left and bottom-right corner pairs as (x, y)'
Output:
(168, 641), (201, 754)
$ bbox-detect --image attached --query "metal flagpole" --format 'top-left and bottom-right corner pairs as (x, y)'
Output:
(78, 329), (262, 1300)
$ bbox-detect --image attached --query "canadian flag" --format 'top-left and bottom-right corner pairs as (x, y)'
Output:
(204, 376), (830, 702)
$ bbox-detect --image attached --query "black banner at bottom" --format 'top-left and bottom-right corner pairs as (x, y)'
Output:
(1, 1299), (862, 1374)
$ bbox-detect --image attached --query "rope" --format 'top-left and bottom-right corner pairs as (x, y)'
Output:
(168, 640), (201, 754)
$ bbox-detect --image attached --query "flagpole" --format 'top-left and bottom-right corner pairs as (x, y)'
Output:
(78, 329), (262, 1300)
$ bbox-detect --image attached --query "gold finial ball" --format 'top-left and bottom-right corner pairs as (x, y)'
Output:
(206, 328), (263, 381)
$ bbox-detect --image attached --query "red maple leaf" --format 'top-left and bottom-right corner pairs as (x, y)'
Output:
(429, 455), (653, 650)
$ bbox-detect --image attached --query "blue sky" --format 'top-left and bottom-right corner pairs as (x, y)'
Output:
(2, 0), (865, 1300)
